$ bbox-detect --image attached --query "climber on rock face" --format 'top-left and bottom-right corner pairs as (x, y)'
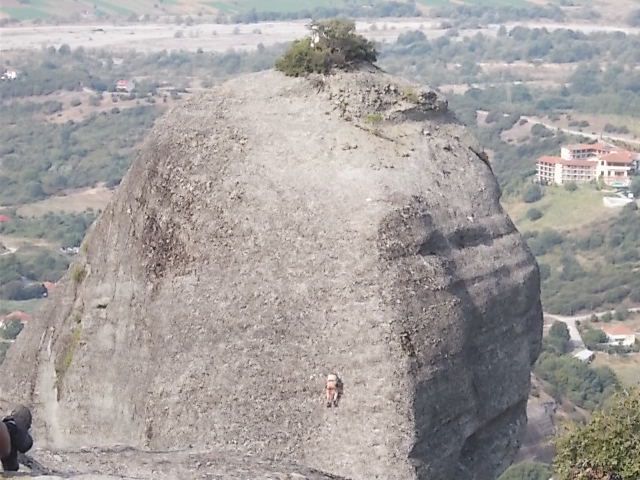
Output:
(0, 405), (33, 472)
(325, 373), (341, 408)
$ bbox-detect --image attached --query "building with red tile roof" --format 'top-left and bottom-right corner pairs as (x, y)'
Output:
(601, 324), (636, 346)
(537, 143), (638, 186)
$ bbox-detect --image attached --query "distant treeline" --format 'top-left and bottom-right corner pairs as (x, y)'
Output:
(532, 204), (640, 315)
(228, 1), (420, 23)
(432, 4), (567, 26)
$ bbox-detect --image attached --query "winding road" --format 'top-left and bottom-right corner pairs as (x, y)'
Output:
(521, 115), (640, 147)
(545, 307), (640, 350)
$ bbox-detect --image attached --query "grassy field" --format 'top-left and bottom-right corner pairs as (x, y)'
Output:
(1, 0), (547, 20)
(1, 0), (351, 19)
(593, 353), (640, 387)
(583, 316), (640, 387)
(15, 187), (113, 217)
(503, 184), (612, 234)
(0, 299), (45, 316)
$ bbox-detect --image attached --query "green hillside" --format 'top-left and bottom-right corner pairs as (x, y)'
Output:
(0, 0), (405, 20)
(0, 0), (540, 21)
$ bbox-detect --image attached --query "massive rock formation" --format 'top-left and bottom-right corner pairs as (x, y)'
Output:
(0, 69), (542, 479)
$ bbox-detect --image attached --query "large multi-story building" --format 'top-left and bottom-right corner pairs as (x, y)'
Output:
(560, 142), (612, 160)
(537, 143), (638, 186)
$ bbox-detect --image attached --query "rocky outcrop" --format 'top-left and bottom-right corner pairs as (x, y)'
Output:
(0, 70), (542, 479)
(11, 448), (347, 479)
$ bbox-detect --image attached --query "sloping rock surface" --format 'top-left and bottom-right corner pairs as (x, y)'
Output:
(0, 448), (345, 479)
(0, 69), (542, 480)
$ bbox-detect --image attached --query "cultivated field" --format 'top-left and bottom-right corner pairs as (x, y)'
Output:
(503, 185), (612, 233)
(0, 19), (442, 53)
(15, 186), (114, 216)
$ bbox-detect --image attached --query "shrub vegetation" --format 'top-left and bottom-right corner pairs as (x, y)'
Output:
(555, 389), (640, 479)
(276, 19), (377, 76)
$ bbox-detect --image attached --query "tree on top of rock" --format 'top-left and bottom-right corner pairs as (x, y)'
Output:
(276, 19), (377, 77)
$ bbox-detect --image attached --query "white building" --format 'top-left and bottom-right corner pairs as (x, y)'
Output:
(1, 70), (17, 81)
(596, 151), (636, 187)
(561, 142), (611, 161)
(601, 324), (636, 347)
(536, 155), (596, 185)
(537, 143), (637, 186)
(572, 349), (595, 363)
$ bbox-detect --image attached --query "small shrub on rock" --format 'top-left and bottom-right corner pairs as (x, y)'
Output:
(276, 19), (377, 76)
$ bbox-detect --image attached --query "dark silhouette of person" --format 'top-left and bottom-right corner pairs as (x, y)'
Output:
(0, 405), (33, 471)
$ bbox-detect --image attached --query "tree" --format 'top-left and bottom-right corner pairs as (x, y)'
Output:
(614, 306), (628, 321)
(564, 181), (578, 192)
(630, 177), (640, 198)
(546, 320), (571, 354)
(582, 328), (607, 348)
(523, 184), (543, 203)
(535, 352), (618, 410)
(276, 19), (377, 76)
(555, 389), (640, 479)
(526, 208), (543, 221)
(0, 319), (23, 340)
(550, 320), (570, 342)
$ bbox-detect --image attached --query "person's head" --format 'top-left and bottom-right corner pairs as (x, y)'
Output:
(9, 406), (31, 432)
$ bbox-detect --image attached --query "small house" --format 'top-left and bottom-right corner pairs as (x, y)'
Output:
(572, 349), (595, 363)
(1, 70), (17, 81)
(601, 324), (636, 346)
(116, 79), (136, 93)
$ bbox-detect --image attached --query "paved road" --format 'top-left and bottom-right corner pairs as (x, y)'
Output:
(521, 116), (640, 146)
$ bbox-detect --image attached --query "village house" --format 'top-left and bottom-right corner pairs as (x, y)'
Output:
(0, 311), (31, 328)
(1, 70), (17, 81)
(115, 79), (136, 93)
(536, 142), (638, 186)
(572, 349), (596, 363)
(601, 324), (636, 347)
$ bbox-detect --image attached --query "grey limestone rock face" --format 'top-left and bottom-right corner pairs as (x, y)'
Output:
(0, 70), (542, 480)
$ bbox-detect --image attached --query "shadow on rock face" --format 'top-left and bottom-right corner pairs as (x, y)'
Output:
(377, 195), (542, 480)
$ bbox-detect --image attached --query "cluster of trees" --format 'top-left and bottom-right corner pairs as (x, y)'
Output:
(433, 4), (565, 27)
(0, 319), (23, 341)
(381, 27), (640, 118)
(534, 351), (618, 411)
(554, 389), (640, 479)
(536, 204), (640, 315)
(0, 102), (157, 205)
(276, 19), (376, 76)
(0, 247), (69, 300)
(229, 1), (419, 23)
(0, 43), (286, 102)
(544, 321), (571, 355)
(0, 211), (96, 248)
